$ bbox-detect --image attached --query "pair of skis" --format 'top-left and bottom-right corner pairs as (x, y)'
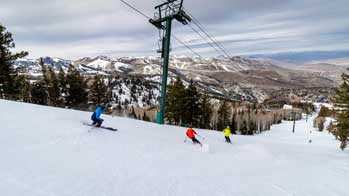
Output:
(184, 137), (210, 152)
(82, 122), (118, 132)
(184, 134), (205, 147)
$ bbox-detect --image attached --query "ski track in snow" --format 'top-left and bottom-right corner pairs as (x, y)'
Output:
(1, 100), (349, 196)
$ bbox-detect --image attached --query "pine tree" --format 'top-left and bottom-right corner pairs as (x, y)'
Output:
(332, 73), (349, 150)
(183, 79), (201, 126)
(21, 80), (31, 103)
(106, 87), (113, 104)
(30, 81), (47, 105)
(199, 91), (212, 129)
(58, 67), (67, 103)
(124, 98), (129, 105)
(65, 64), (88, 107)
(39, 58), (62, 107)
(217, 101), (231, 131)
(166, 76), (186, 125)
(39, 58), (49, 85)
(318, 106), (331, 118)
(327, 121), (335, 134)
(58, 67), (66, 89)
(39, 59), (51, 105)
(89, 75), (108, 106)
(318, 117), (325, 132)
(13, 72), (28, 101)
(0, 24), (28, 99)
(47, 67), (61, 106)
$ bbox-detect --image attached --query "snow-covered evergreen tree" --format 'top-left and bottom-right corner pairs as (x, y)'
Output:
(332, 73), (349, 150)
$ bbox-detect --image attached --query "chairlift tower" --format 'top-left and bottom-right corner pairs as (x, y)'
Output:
(149, 0), (191, 124)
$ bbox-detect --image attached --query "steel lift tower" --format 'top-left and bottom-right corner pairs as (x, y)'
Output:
(149, 0), (191, 124)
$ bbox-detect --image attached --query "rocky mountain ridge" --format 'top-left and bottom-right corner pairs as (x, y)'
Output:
(15, 55), (342, 102)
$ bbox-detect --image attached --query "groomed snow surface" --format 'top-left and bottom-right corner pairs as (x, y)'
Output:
(1, 100), (348, 196)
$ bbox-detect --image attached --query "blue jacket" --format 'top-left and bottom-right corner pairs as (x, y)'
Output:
(92, 106), (103, 120)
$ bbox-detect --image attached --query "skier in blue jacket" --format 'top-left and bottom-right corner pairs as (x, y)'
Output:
(91, 105), (105, 127)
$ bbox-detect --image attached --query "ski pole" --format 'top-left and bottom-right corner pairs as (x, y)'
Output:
(197, 134), (206, 140)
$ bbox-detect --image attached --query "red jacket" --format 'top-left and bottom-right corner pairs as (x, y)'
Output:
(186, 128), (197, 138)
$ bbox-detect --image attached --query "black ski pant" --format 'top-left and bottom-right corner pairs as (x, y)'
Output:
(191, 137), (202, 145)
(225, 136), (231, 143)
(91, 113), (103, 127)
(92, 119), (103, 127)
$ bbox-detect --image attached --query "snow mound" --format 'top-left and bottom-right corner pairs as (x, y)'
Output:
(87, 58), (111, 70)
(114, 62), (130, 72)
(0, 100), (348, 196)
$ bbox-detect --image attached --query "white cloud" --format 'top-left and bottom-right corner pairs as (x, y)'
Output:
(1, 0), (349, 59)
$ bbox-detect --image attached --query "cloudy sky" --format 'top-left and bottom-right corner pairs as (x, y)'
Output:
(1, 0), (349, 59)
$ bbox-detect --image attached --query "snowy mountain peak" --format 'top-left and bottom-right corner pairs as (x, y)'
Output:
(87, 58), (112, 70)
(94, 55), (113, 61)
(15, 55), (339, 102)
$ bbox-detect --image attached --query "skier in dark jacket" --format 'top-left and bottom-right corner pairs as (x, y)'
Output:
(91, 105), (105, 127)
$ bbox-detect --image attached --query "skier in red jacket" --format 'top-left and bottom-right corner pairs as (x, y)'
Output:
(186, 127), (202, 146)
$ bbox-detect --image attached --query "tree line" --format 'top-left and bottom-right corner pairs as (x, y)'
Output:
(0, 23), (111, 110)
(21, 59), (113, 110)
(165, 76), (289, 134)
(165, 76), (212, 129)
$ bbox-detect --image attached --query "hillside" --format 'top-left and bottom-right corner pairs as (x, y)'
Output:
(15, 56), (339, 102)
(260, 58), (349, 84)
(1, 99), (348, 196)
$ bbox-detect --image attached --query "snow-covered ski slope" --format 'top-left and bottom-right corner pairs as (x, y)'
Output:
(0, 99), (348, 196)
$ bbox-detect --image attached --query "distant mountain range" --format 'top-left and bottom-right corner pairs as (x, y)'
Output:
(256, 57), (349, 84)
(248, 50), (349, 63)
(15, 55), (348, 102)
